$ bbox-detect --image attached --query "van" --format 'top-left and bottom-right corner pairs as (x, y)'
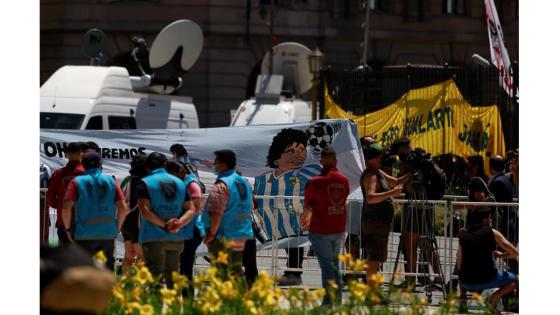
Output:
(40, 65), (199, 130)
(230, 97), (311, 126)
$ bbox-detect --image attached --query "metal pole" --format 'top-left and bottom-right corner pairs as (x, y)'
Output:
(361, 1), (371, 65)
(312, 73), (319, 121)
(268, 2), (274, 74)
(447, 199), (454, 293)
(271, 197), (279, 279)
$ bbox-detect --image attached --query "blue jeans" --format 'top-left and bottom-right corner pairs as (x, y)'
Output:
(308, 232), (344, 305)
(462, 271), (518, 291)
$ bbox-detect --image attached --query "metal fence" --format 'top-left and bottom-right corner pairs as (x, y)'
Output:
(40, 189), (518, 294)
(319, 63), (519, 150)
(248, 195), (518, 294)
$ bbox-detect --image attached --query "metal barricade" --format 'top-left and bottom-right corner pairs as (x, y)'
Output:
(39, 187), (518, 291)
(245, 194), (518, 291)
(40, 188), (58, 246)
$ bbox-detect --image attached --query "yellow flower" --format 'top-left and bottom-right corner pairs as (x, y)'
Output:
(264, 292), (278, 307)
(135, 259), (146, 269)
(369, 273), (384, 286)
(130, 287), (142, 301)
(172, 271), (189, 291)
(94, 250), (107, 264)
(338, 253), (352, 264)
(220, 281), (238, 299)
(349, 282), (368, 301)
(420, 297), (428, 305)
(125, 302), (142, 315)
(160, 288), (177, 305)
(134, 266), (154, 285)
(216, 251), (229, 265)
(327, 279), (338, 289)
(112, 285), (125, 304)
(370, 292), (381, 304)
(402, 292), (412, 301)
(311, 288), (326, 300)
(472, 292), (484, 304)
(244, 300), (259, 315)
(350, 259), (368, 272)
(274, 288), (283, 298)
(139, 304), (154, 315)
(200, 299), (223, 314)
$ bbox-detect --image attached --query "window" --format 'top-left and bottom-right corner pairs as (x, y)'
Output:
(328, 0), (352, 20)
(85, 116), (103, 130)
(405, 0), (431, 22)
(40, 113), (85, 129)
(370, 0), (390, 13)
(443, 0), (466, 16)
(108, 116), (136, 129)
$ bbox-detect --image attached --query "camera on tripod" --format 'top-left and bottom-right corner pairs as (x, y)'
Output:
(405, 149), (434, 189)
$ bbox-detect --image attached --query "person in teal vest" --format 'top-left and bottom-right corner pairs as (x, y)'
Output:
(202, 149), (254, 280)
(61, 150), (129, 270)
(165, 160), (206, 294)
(137, 152), (196, 288)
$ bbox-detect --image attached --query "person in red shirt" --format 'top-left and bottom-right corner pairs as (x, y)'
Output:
(46, 142), (85, 245)
(300, 147), (350, 305)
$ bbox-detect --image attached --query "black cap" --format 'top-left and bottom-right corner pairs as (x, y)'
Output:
(170, 144), (188, 157)
(65, 142), (83, 153)
(146, 152), (167, 170)
(363, 143), (384, 160)
(82, 150), (101, 169)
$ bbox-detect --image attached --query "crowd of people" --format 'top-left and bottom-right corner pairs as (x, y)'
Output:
(40, 137), (519, 310)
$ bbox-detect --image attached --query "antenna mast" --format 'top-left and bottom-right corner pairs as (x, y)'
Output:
(361, 1), (371, 65)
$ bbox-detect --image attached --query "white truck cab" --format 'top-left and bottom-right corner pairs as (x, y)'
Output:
(229, 42), (316, 127)
(230, 97), (311, 126)
(40, 66), (199, 130)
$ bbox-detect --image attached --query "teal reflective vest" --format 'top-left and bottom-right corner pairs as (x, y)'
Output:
(202, 169), (254, 240)
(73, 168), (117, 240)
(184, 174), (205, 237)
(139, 168), (190, 243)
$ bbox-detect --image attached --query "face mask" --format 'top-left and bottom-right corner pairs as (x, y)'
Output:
(212, 165), (220, 176)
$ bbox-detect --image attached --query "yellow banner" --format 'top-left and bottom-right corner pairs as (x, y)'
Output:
(325, 79), (506, 161)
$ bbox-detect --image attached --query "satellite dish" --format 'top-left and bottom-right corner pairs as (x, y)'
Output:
(149, 19), (203, 73)
(261, 42), (313, 96)
(82, 29), (108, 62)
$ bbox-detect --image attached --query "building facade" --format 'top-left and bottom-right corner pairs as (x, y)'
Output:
(41, 0), (519, 127)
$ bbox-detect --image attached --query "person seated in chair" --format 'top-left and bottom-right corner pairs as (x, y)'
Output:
(457, 208), (518, 309)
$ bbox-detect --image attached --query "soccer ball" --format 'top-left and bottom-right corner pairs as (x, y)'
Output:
(306, 122), (334, 157)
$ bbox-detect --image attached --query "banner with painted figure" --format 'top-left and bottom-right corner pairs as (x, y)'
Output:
(40, 119), (365, 243)
(325, 79), (507, 163)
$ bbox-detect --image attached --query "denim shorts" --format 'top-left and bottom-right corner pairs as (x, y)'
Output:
(461, 270), (518, 291)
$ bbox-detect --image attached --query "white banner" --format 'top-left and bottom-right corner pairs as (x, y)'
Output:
(41, 119), (365, 241)
(484, 0), (516, 97)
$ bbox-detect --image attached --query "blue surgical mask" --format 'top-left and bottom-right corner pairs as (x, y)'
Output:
(212, 165), (220, 176)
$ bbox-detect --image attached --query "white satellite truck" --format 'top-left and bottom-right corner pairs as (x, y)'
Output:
(230, 42), (317, 126)
(40, 20), (203, 130)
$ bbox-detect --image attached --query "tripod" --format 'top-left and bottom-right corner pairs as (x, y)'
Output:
(390, 186), (447, 302)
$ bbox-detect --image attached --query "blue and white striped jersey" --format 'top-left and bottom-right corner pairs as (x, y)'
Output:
(253, 164), (322, 239)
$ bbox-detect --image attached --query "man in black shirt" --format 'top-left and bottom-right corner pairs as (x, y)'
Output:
(488, 155), (518, 274)
(458, 208), (518, 310)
